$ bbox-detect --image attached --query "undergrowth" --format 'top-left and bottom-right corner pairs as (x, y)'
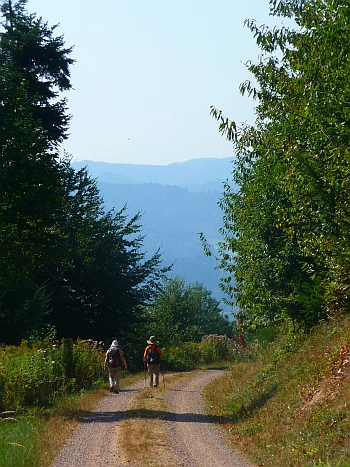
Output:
(0, 338), (106, 467)
(0, 338), (104, 411)
(204, 316), (350, 467)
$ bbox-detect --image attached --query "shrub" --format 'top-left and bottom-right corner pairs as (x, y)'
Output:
(162, 335), (240, 371)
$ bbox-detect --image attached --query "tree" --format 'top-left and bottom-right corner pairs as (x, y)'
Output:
(0, 1), (171, 345)
(209, 0), (350, 328)
(145, 276), (231, 345)
(0, 0), (74, 146)
(0, 0), (74, 285)
(39, 166), (170, 342)
(0, 0), (74, 342)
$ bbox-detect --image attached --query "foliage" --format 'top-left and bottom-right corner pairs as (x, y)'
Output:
(0, 0), (74, 146)
(0, 1), (169, 345)
(162, 334), (239, 371)
(0, 0), (73, 284)
(0, 162), (169, 344)
(209, 0), (350, 327)
(0, 0), (73, 340)
(144, 276), (232, 346)
(0, 338), (104, 411)
(37, 165), (170, 342)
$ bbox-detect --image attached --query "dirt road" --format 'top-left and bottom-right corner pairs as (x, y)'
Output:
(52, 370), (255, 467)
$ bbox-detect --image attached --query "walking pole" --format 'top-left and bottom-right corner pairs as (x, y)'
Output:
(143, 361), (147, 388)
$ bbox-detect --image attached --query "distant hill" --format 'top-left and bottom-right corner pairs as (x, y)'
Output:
(70, 158), (237, 315)
(71, 157), (235, 192)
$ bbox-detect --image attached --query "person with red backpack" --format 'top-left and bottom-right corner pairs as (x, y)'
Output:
(143, 335), (162, 388)
(104, 340), (127, 393)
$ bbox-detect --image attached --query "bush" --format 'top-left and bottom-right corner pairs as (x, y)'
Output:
(162, 335), (240, 371)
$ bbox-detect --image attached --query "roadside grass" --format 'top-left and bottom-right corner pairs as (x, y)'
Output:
(0, 414), (40, 467)
(204, 316), (350, 467)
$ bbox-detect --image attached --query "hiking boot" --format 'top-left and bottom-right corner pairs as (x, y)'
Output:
(114, 390), (119, 394)
(109, 387), (114, 392)
(153, 384), (158, 387)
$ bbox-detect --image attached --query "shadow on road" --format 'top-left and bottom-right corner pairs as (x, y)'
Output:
(80, 407), (217, 424)
(79, 381), (277, 426)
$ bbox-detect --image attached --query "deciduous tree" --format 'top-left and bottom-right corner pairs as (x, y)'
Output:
(210, 0), (350, 328)
(145, 276), (231, 345)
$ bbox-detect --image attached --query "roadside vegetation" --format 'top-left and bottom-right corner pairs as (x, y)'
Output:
(3, 321), (350, 467)
(205, 316), (350, 467)
(0, 338), (104, 467)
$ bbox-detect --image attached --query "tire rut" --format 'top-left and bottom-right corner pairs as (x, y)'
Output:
(52, 380), (144, 467)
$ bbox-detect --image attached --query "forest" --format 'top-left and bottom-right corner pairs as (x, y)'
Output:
(0, 0), (231, 349)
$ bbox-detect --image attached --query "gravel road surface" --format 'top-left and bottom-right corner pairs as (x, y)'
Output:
(52, 370), (255, 467)
(164, 369), (255, 467)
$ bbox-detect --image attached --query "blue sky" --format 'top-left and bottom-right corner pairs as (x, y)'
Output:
(27, 0), (289, 165)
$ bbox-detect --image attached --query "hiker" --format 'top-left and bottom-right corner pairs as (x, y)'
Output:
(143, 335), (162, 388)
(104, 340), (127, 394)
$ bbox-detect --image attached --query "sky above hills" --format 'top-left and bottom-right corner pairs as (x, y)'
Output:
(27, 0), (293, 166)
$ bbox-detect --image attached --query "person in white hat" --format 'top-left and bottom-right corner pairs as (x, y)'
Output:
(143, 336), (162, 388)
(104, 339), (127, 393)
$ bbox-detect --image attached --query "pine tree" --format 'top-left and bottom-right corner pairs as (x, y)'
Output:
(0, 0), (74, 285)
(0, 0), (74, 342)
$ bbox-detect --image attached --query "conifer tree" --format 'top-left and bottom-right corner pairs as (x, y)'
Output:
(0, 0), (74, 341)
(0, 0), (74, 285)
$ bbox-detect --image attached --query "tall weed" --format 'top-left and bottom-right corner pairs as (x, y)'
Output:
(0, 339), (104, 411)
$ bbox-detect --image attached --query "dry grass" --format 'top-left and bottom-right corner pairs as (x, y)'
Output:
(119, 371), (194, 467)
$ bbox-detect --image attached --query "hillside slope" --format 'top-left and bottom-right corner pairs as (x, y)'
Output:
(71, 157), (235, 192)
(204, 316), (350, 466)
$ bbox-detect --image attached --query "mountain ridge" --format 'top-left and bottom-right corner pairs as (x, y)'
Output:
(71, 157), (234, 192)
